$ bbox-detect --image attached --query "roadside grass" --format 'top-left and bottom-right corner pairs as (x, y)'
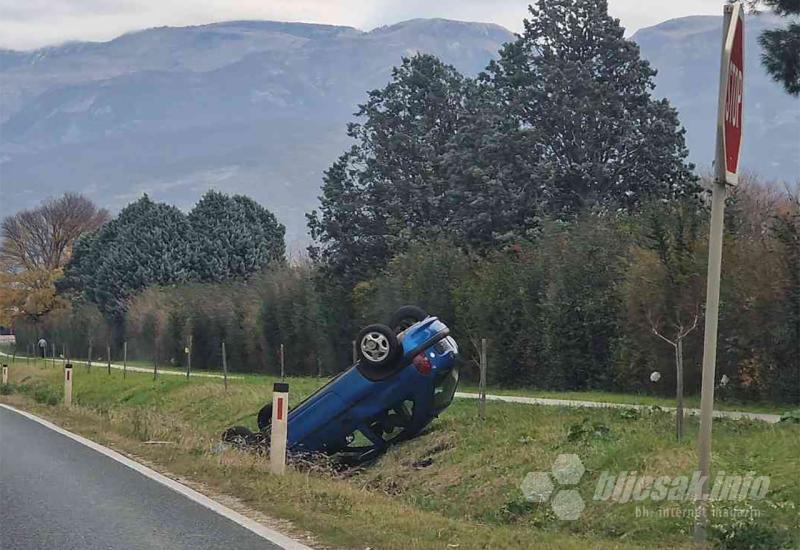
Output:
(454, 386), (789, 415)
(2, 360), (798, 549)
(4, 345), (790, 414)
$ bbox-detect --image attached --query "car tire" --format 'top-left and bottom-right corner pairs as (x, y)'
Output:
(356, 324), (400, 369)
(257, 403), (273, 431)
(222, 425), (255, 445)
(389, 305), (428, 334)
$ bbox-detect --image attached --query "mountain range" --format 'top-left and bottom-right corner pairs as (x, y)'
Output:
(1, 15), (797, 247)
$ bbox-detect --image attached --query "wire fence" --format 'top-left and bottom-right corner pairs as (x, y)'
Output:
(0, 334), (370, 384)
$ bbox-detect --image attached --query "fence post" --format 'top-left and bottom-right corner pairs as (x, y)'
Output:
(123, 341), (127, 380)
(479, 338), (487, 421)
(64, 363), (73, 407)
(27, 345), (30, 365)
(11, 345), (16, 364)
(270, 382), (289, 475)
(352, 340), (357, 364)
(221, 341), (228, 390)
(87, 339), (92, 372)
(2, 364), (7, 385)
(106, 343), (111, 375)
(52, 342), (56, 368)
(186, 334), (192, 379)
(153, 348), (158, 381)
(280, 343), (285, 380)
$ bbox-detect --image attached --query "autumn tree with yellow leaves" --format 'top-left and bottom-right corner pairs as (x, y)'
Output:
(0, 193), (108, 328)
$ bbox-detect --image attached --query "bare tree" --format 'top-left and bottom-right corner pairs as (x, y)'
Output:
(1, 193), (109, 271)
(649, 311), (700, 441)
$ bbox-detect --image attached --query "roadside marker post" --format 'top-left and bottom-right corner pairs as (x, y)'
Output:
(221, 341), (229, 390)
(695, 2), (745, 545)
(52, 342), (56, 368)
(2, 364), (8, 385)
(153, 339), (159, 381)
(270, 382), (289, 475)
(479, 338), (487, 421)
(352, 340), (357, 364)
(64, 363), (73, 407)
(106, 344), (111, 375)
(123, 341), (127, 379)
(186, 335), (193, 379)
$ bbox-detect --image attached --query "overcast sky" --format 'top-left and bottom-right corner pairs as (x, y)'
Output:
(0, 0), (727, 50)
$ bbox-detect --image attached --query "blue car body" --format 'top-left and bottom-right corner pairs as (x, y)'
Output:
(280, 317), (459, 459)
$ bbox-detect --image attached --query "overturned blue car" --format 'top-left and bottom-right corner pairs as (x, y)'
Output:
(225, 306), (460, 461)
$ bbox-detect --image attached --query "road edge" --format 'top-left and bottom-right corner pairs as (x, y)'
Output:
(0, 403), (314, 550)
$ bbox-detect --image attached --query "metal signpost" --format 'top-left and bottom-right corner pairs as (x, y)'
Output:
(695, 2), (744, 544)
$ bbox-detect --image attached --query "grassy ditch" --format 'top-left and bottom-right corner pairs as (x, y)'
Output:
(1, 360), (798, 549)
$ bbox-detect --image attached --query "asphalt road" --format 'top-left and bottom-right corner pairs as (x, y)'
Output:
(0, 407), (284, 550)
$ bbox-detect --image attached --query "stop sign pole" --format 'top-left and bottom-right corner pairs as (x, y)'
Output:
(695, 2), (744, 544)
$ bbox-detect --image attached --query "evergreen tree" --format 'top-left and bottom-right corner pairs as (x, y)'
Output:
(307, 53), (468, 280)
(61, 195), (193, 319)
(448, 0), (697, 244)
(754, 0), (800, 95)
(307, 149), (390, 283)
(188, 190), (285, 283)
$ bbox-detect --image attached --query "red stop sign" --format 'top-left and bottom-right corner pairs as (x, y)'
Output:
(721, 5), (744, 184)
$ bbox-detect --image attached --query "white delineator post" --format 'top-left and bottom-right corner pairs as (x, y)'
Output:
(270, 382), (289, 475)
(221, 341), (229, 390)
(695, 2), (744, 544)
(479, 338), (487, 421)
(2, 364), (8, 385)
(64, 363), (73, 407)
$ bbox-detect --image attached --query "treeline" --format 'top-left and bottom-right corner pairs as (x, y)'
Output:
(61, 192), (285, 320)
(13, 180), (800, 402)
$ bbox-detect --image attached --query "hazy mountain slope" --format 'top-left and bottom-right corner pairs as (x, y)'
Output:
(0, 19), (513, 247)
(633, 14), (799, 182)
(1, 15), (797, 249)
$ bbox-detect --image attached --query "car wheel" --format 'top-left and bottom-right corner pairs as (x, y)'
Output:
(389, 305), (428, 334)
(222, 425), (255, 445)
(257, 403), (273, 431)
(357, 324), (399, 368)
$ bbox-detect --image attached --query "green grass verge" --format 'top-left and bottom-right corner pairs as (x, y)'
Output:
(457, 385), (790, 415)
(4, 344), (789, 415)
(1, 359), (798, 549)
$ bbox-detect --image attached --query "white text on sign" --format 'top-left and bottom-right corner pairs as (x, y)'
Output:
(725, 61), (743, 129)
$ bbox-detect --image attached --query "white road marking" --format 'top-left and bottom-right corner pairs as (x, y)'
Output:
(455, 392), (782, 423)
(0, 404), (314, 550)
